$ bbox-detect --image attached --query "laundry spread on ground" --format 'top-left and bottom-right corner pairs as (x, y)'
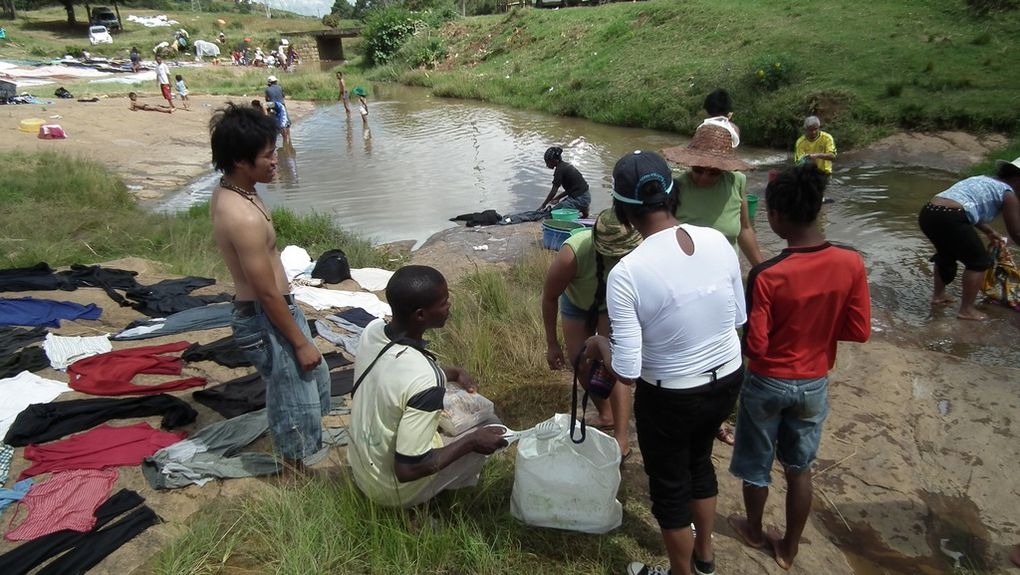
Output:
(68, 341), (206, 396)
(291, 285), (392, 317)
(5, 468), (118, 540)
(111, 303), (233, 340)
(0, 255), (397, 566)
(141, 408), (280, 489)
(0, 297), (102, 327)
(43, 333), (112, 370)
(19, 423), (185, 479)
(4, 394), (197, 447)
(0, 371), (71, 439)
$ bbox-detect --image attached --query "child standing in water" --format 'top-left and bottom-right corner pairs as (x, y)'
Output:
(353, 86), (369, 124)
(336, 71), (350, 115)
(174, 74), (190, 111)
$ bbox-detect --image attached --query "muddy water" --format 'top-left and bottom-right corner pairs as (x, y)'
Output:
(164, 84), (1019, 367)
(162, 84), (1020, 573)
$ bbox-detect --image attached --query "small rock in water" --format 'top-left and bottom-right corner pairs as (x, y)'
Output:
(937, 399), (950, 416)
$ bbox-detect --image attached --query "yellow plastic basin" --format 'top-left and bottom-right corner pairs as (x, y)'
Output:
(19, 118), (45, 133)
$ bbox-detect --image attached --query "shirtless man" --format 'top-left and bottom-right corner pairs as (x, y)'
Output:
(128, 92), (172, 113)
(208, 103), (330, 469)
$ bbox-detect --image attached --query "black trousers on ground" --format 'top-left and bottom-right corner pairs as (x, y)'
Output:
(0, 489), (145, 575)
(4, 394), (198, 446)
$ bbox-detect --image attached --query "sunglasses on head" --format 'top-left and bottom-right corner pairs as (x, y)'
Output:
(691, 166), (722, 176)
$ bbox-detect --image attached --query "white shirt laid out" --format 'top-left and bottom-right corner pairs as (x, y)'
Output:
(291, 285), (392, 318)
(607, 224), (746, 382)
(0, 371), (71, 438)
(43, 332), (112, 370)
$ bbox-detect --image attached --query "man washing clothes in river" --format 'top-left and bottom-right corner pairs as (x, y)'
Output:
(209, 103), (331, 472)
(348, 265), (507, 507)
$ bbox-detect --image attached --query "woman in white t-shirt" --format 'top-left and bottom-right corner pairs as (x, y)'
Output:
(586, 150), (746, 575)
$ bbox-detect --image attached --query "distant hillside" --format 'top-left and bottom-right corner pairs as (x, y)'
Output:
(376, 0), (1020, 148)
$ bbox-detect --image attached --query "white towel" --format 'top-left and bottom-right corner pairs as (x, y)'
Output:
(350, 268), (394, 292)
(291, 285), (391, 318)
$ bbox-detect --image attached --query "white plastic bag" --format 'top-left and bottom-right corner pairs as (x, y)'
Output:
(510, 413), (622, 534)
(439, 384), (494, 436)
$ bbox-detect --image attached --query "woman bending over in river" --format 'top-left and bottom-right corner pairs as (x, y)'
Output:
(918, 156), (1020, 320)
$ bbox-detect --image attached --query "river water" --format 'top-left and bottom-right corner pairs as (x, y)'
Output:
(163, 83), (1019, 368)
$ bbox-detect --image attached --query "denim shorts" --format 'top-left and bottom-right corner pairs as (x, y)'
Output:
(231, 301), (330, 461)
(559, 293), (588, 320)
(729, 372), (829, 487)
(555, 189), (591, 212)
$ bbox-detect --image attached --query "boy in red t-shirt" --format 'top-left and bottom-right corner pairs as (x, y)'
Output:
(728, 164), (871, 570)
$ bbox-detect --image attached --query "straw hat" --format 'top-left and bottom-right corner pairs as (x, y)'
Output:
(661, 123), (752, 172)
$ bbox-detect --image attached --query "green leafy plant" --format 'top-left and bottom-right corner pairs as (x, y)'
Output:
(363, 7), (421, 66)
(751, 54), (794, 91)
(398, 33), (447, 69)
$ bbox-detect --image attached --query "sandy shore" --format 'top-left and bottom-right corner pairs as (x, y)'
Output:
(1, 94), (313, 199)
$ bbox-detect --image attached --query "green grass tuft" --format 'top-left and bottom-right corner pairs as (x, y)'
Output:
(0, 152), (393, 277)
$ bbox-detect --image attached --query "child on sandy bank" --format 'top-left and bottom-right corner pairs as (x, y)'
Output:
(728, 163), (871, 571)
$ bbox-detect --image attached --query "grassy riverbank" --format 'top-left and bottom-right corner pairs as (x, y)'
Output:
(0, 151), (389, 277)
(150, 254), (660, 575)
(374, 0), (1020, 149)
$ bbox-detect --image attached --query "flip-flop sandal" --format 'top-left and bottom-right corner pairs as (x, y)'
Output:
(619, 449), (633, 468)
(583, 418), (615, 433)
(715, 424), (735, 446)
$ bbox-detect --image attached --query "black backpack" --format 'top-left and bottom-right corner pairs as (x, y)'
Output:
(311, 249), (351, 284)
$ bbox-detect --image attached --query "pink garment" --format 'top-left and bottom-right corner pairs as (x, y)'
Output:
(20, 422), (186, 479)
(5, 468), (118, 541)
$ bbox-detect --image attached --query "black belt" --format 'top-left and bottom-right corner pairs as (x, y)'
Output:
(233, 294), (294, 317)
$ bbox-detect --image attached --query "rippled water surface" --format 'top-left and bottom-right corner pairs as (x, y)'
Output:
(164, 83), (1019, 367)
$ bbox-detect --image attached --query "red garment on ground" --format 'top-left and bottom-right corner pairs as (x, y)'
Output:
(67, 340), (206, 396)
(5, 468), (118, 541)
(19, 422), (186, 479)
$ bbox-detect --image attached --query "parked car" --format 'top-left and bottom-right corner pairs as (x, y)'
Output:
(90, 7), (120, 31)
(88, 25), (113, 45)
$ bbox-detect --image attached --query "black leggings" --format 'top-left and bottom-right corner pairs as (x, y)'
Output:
(918, 203), (993, 285)
(634, 367), (742, 529)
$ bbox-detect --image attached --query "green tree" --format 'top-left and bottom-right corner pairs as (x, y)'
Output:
(330, 0), (356, 18)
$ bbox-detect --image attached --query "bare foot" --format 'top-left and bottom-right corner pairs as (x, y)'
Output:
(584, 416), (614, 429)
(767, 527), (794, 570)
(1010, 545), (1020, 567)
(957, 310), (988, 321)
(727, 514), (766, 549)
(931, 294), (955, 305)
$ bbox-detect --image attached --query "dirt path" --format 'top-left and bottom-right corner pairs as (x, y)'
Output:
(1, 94), (312, 199)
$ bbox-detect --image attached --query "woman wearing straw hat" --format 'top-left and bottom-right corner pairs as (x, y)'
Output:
(662, 122), (764, 268)
(541, 208), (641, 459)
